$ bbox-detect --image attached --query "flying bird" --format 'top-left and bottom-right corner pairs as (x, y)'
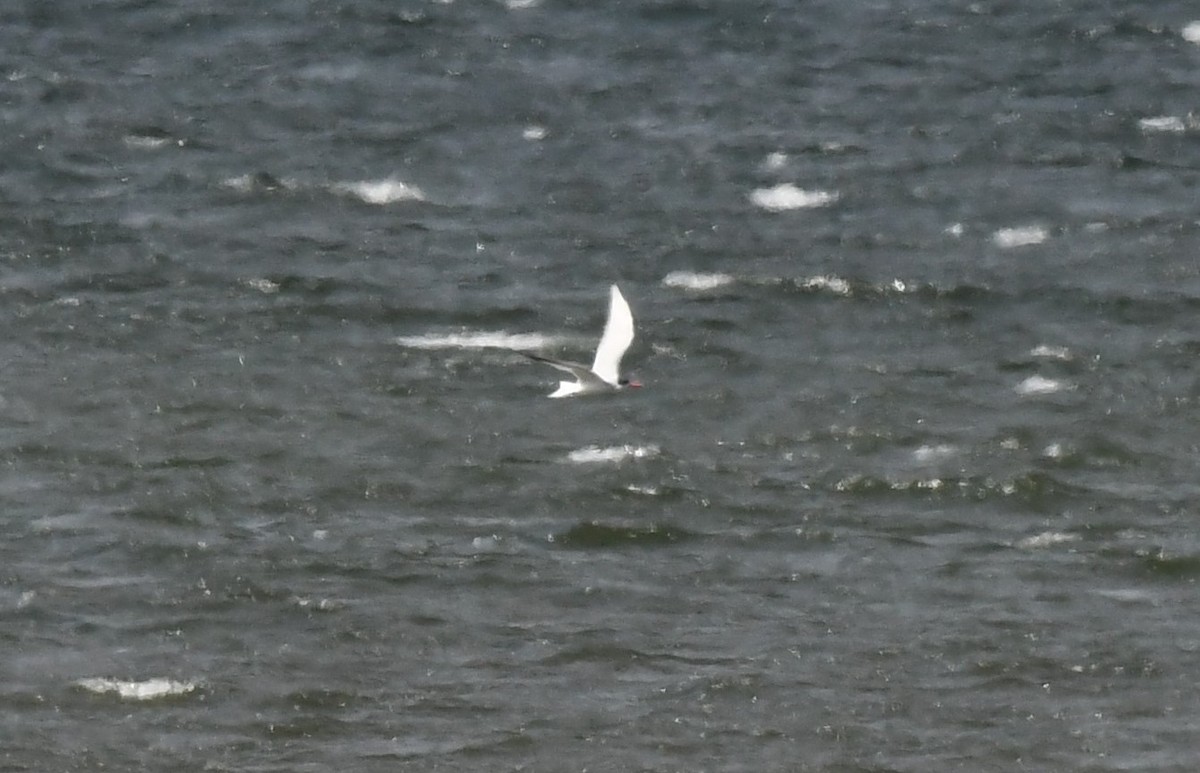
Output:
(524, 284), (642, 398)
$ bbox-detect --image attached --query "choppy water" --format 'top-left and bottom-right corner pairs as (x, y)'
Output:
(5, 1), (1200, 770)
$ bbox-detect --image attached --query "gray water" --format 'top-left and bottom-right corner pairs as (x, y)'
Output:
(4, 1), (1200, 770)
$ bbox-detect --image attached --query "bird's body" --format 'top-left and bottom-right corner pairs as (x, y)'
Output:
(525, 285), (640, 398)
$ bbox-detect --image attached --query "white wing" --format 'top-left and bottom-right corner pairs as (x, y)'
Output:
(590, 284), (635, 385)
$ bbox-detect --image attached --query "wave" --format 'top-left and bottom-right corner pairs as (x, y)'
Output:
(661, 271), (922, 299)
(1030, 344), (1072, 360)
(662, 271), (736, 291)
(1015, 375), (1072, 396)
(331, 178), (426, 205)
(123, 129), (178, 150)
(393, 331), (562, 350)
(1137, 115), (1189, 134)
(566, 444), (661, 464)
(749, 183), (838, 212)
(220, 172), (295, 194)
(220, 173), (426, 204)
(75, 677), (199, 701)
(1016, 531), (1079, 549)
(992, 225), (1049, 248)
(911, 444), (957, 463)
(550, 520), (695, 548)
(827, 471), (1086, 501)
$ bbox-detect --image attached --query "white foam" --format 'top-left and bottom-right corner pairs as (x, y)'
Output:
(801, 275), (852, 295)
(662, 271), (735, 291)
(749, 183), (838, 211)
(471, 534), (501, 551)
(912, 444), (956, 462)
(124, 134), (176, 150)
(522, 125), (547, 140)
(1137, 115), (1186, 134)
(393, 331), (558, 350)
(333, 178), (425, 205)
(566, 444), (660, 464)
(245, 277), (280, 294)
(1183, 21), (1200, 44)
(1017, 531), (1078, 549)
(993, 225), (1048, 248)
(763, 152), (788, 170)
(1016, 375), (1068, 395)
(221, 174), (284, 193)
(1030, 344), (1071, 360)
(293, 596), (338, 611)
(75, 677), (198, 701)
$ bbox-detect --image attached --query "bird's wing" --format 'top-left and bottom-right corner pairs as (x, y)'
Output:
(590, 284), (634, 385)
(521, 352), (593, 381)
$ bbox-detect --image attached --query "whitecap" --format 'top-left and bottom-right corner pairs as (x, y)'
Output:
(393, 331), (558, 350)
(221, 172), (292, 193)
(1016, 375), (1068, 395)
(333, 178), (425, 205)
(123, 134), (175, 150)
(1030, 344), (1071, 360)
(1137, 115), (1186, 134)
(1183, 21), (1200, 44)
(471, 534), (501, 551)
(993, 225), (1048, 248)
(1042, 442), (1066, 459)
(522, 125), (547, 140)
(293, 596), (338, 611)
(762, 151), (788, 170)
(912, 444), (956, 462)
(662, 271), (736, 291)
(566, 444), (660, 464)
(1016, 531), (1078, 549)
(75, 677), (198, 701)
(245, 277), (280, 294)
(749, 183), (838, 212)
(801, 275), (851, 296)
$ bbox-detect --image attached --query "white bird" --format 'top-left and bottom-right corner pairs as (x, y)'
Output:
(524, 284), (642, 398)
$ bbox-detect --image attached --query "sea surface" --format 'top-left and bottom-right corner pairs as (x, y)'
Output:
(4, 1), (1200, 770)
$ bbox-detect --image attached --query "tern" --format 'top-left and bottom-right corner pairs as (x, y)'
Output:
(524, 284), (642, 398)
